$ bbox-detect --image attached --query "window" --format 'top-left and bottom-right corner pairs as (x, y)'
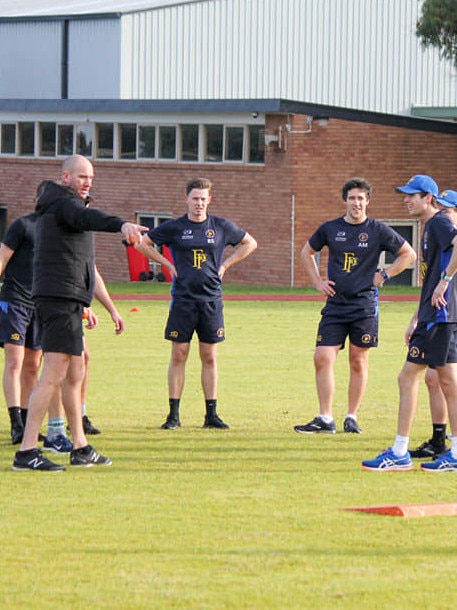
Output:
(120, 123), (136, 159)
(248, 125), (265, 164)
(40, 122), (56, 156)
(1, 124), (16, 154)
(96, 123), (113, 159)
(158, 126), (176, 160)
(139, 125), (155, 159)
(225, 126), (244, 161)
(18, 122), (34, 156)
(181, 124), (199, 161)
(0, 120), (265, 164)
(204, 124), (223, 162)
(77, 124), (93, 157)
(58, 125), (74, 156)
(379, 221), (420, 286)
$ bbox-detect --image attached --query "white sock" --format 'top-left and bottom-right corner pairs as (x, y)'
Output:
(319, 414), (334, 424)
(392, 435), (409, 457)
(345, 414), (357, 421)
(451, 437), (457, 459)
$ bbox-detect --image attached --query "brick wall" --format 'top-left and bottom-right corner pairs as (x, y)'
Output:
(0, 115), (455, 287)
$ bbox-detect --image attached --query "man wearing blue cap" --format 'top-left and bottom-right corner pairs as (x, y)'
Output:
(363, 176), (457, 472)
(409, 189), (457, 460)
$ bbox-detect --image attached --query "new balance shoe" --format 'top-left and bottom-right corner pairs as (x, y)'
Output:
(343, 417), (362, 434)
(12, 448), (65, 472)
(294, 416), (336, 434)
(43, 434), (74, 454)
(361, 447), (413, 472)
(161, 416), (181, 430)
(409, 439), (447, 459)
(203, 414), (230, 429)
(420, 450), (457, 472)
(83, 415), (101, 435)
(70, 445), (112, 467)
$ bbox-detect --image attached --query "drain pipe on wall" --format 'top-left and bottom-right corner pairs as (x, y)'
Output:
(290, 194), (295, 287)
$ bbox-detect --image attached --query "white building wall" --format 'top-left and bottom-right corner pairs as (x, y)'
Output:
(119, 0), (457, 115)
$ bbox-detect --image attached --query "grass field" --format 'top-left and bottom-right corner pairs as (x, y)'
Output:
(1, 287), (456, 609)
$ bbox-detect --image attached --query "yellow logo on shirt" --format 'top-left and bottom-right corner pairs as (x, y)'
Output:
(343, 252), (358, 273)
(193, 249), (207, 269)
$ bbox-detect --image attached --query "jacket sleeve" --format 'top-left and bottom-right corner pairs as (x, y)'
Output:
(57, 198), (125, 233)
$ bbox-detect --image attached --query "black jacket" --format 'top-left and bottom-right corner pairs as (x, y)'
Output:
(33, 180), (125, 305)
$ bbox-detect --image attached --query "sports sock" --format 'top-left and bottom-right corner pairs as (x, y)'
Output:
(169, 398), (180, 420)
(431, 423), (446, 446)
(205, 399), (217, 418)
(81, 402), (87, 417)
(20, 407), (28, 426)
(345, 413), (357, 421)
(319, 414), (334, 424)
(47, 417), (66, 441)
(451, 437), (457, 459)
(392, 435), (409, 457)
(8, 406), (23, 427)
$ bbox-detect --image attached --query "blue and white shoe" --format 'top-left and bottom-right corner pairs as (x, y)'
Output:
(43, 434), (74, 454)
(362, 447), (413, 472)
(421, 450), (457, 472)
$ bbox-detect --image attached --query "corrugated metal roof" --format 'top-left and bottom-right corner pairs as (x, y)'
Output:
(0, 0), (201, 18)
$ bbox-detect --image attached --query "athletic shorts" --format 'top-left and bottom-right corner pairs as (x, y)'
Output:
(36, 298), (84, 356)
(165, 299), (225, 344)
(316, 313), (378, 349)
(407, 322), (457, 367)
(0, 301), (41, 350)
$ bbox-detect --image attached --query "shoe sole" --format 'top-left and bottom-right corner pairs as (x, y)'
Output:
(203, 423), (230, 429)
(70, 461), (112, 467)
(11, 465), (65, 472)
(294, 428), (335, 434)
(361, 464), (413, 472)
(420, 466), (457, 472)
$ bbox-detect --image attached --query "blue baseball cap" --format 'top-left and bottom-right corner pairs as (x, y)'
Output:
(396, 174), (438, 196)
(436, 189), (457, 208)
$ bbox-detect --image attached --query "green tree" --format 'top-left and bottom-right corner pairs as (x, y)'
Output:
(416, 0), (457, 67)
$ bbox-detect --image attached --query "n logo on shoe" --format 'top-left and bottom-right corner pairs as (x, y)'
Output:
(29, 457), (44, 469)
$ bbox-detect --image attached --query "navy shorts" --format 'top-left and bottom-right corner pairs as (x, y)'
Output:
(36, 298), (84, 356)
(165, 299), (225, 344)
(0, 301), (41, 350)
(316, 313), (378, 349)
(407, 322), (457, 367)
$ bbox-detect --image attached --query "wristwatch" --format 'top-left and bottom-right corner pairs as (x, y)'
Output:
(441, 270), (453, 281)
(379, 269), (390, 282)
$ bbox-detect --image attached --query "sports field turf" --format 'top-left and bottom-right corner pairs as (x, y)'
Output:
(1, 291), (456, 609)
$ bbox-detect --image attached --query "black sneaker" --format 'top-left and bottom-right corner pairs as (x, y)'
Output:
(70, 445), (112, 467)
(409, 439), (447, 459)
(161, 417), (181, 430)
(83, 415), (101, 435)
(343, 417), (362, 434)
(12, 448), (65, 472)
(203, 414), (230, 429)
(294, 416), (336, 434)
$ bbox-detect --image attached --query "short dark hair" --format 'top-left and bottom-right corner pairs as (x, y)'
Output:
(342, 177), (372, 201)
(186, 177), (212, 196)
